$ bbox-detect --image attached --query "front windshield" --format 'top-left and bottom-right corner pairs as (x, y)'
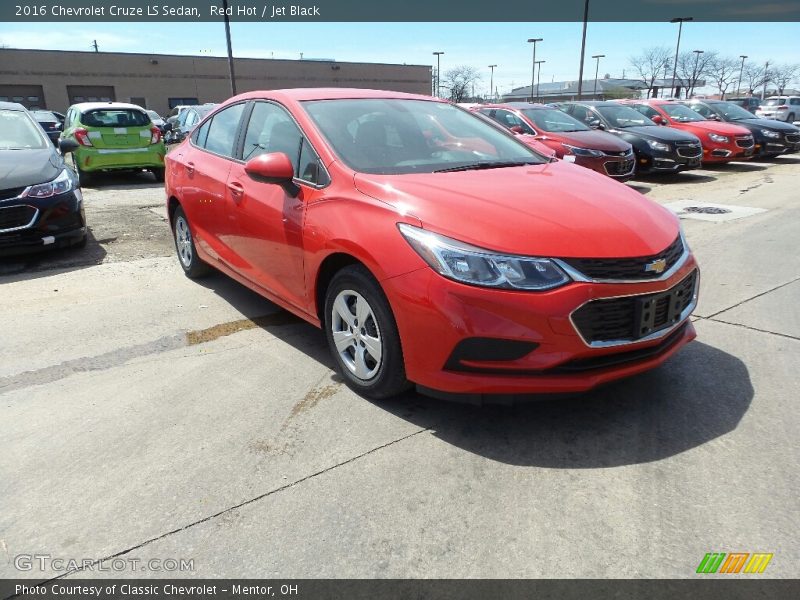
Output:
(715, 102), (756, 121)
(763, 98), (785, 106)
(0, 109), (48, 150)
(661, 104), (707, 122)
(521, 108), (590, 132)
(302, 99), (546, 175)
(595, 105), (655, 128)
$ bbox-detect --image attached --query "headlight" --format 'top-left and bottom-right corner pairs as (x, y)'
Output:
(760, 128), (780, 138)
(398, 223), (571, 291)
(562, 144), (605, 157)
(24, 169), (73, 198)
(708, 133), (729, 143)
(647, 140), (671, 152)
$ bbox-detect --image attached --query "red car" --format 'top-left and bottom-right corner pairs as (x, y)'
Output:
(166, 89), (699, 400)
(617, 99), (755, 163)
(472, 103), (635, 181)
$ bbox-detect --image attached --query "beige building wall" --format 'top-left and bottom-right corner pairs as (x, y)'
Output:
(0, 48), (432, 115)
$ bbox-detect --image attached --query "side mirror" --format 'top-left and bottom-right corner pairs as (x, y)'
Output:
(245, 152), (295, 183)
(58, 138), (79, 154)
(651, 115), (665, 125)
(163, 122), (173, 132)
(589, 120), (604, 130)
(510, 125), (525, 134)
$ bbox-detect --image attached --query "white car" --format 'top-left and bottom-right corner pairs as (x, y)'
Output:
(756, 96), (800, 123)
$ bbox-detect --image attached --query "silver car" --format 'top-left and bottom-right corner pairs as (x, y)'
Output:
(756, 96), (800, 123)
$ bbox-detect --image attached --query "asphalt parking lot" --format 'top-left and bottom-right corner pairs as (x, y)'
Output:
(1, 158), (798, 579)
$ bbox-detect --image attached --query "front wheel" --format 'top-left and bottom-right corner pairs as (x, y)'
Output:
(324, 265), (410, 400)
(172, 206), (211, 279)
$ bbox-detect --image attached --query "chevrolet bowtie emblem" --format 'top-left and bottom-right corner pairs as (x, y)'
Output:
(645, 258), (667, 274)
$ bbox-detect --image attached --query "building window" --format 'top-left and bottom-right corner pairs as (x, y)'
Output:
(168, 97), (199, 109)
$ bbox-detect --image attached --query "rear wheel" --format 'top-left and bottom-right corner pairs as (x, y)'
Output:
(787, 113), (796, 123)
(172, 206), (211, 279)
(73, 156), (93, 187)
(152, 167), (165, 183)
(324, 265), (410, 400)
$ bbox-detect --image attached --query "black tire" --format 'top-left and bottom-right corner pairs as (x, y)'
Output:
(152, 167), (165, 183)
(73, 234), (88, 249)
(787, 113), (796, 123)
(73, 157), (93, 187)
(172, 205), (211, 279)
(324, 265), (410, 400)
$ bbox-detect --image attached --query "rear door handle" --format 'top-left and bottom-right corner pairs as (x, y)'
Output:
(186, 161), (195, 175)
(228, 181), (244, 201)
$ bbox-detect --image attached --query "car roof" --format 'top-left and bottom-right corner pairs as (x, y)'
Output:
(564, 101), (619, 107)
(0, 100), (28, 111)
(72, 101), (146, 112)
(477, 102), (549, 110)
(233, 88), (443, 103)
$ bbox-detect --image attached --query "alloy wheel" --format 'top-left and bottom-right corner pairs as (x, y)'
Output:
(175, 215), (193, 267)
(330, 289), (383, 381)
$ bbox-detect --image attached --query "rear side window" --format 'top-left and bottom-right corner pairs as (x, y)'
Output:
(204, 103), (245, 158)
(82, 109), (150, 127)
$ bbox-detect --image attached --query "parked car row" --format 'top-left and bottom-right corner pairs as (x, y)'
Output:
(470, 97), (799, 181)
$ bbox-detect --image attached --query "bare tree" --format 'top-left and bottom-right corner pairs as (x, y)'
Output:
(743, 62), (772, 96)
(771, 63), (800, 94)
(707, 55), (739, 99)
(677, 50), (716, 99)
(628, 47), (671, 98)
(440, 66), (482, 103)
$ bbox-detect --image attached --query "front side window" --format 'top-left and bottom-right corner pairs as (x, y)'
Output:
(204, 103), (245, 158)
(242, 101), (302, 163)
(0, 109), (48, 149)
(303, 99), (545, 175)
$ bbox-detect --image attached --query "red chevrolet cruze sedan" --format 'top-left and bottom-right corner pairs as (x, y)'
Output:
(617, 99), (755, 163)
(166, 89), (699, 400)
(472, 103), (635, 180)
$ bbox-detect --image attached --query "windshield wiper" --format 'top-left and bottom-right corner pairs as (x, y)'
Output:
(434, 160), (537, 173)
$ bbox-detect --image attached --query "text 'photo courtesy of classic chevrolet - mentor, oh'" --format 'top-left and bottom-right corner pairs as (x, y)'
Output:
(165, 89), (699, 401)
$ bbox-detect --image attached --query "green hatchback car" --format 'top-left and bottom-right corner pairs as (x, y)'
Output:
(60, 102), (166, 185)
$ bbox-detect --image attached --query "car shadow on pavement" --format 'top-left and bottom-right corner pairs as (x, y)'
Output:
(188, 272), (752, 469)
(0, 228), (106, 280)
(635, 172), (717, 185)
(702, 162), (767, 172)
(81, 170), (163, 191)
(383, 340), (752, 468)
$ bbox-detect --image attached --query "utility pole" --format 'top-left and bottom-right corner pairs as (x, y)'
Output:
(535, 60), (546, 102)
(527, 38), (542, 103)
(433, 51), (444, 97)
(761, 60), (770, 100)
(91, 40), (99, 52)
(592, 54), (605, 99)
(488, 64), (497, 101)
(737, 55), (748, 96)
(576, 0), (590, 99)
(690, 50), (704, 98)
(669, 17), (693, 99)
(222, 0), (237, 96)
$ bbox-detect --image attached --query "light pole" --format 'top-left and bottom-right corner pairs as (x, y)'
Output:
(737, 55), (748, 96)
(222, 0), (237, 96)
(761, 60), (770, 100)
(690, 50), (704, 98)
(577, 0), (590, 99)
(669, 16), (693, 99)
(527, 38), (542, 103)
(535, 60), (546, 102)
(488, 64), (497, 100)
(591, 54), (605, 99)
(432, 51), (444, 97)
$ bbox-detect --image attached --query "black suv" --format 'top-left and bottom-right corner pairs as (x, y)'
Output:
(560, 101), (703, 175)
(0, 101), (86, 255)
(681, 99), (800, 157)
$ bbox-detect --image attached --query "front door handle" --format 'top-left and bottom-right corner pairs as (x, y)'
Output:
(228, 181), (244, 201)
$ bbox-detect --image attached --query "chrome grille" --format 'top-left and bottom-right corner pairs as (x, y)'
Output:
(735, 136), (754, 148)
(0, 205), (38, 233)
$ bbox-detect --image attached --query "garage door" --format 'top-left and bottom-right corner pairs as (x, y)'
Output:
(0, 85), (46, 109)
(66, 85), (116, 105)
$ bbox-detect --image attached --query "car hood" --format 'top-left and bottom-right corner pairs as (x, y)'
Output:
(354, 160), (678, 258)
(539, 129), (630, 152)
(675, 120), (752, 135)
(0, 148), (63, 190)
(731, 118), (799, 132)
(614, 125), (700, 142)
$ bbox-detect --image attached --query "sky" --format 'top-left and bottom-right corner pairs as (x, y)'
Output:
(1, 21), (798, 95)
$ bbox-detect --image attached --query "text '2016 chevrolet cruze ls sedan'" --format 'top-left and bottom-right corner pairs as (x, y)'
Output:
(165, 89), (699, 401)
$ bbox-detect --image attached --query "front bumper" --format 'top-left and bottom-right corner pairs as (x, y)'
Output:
(574, 153), (636, 181)
(0, 190), (86, 256)
(635, 145), (702, 173)
(383, 255), (699, 396)
(75, 145), (165, 172)
(754, 132), (800, 156)
(701, 137), (754, 162)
